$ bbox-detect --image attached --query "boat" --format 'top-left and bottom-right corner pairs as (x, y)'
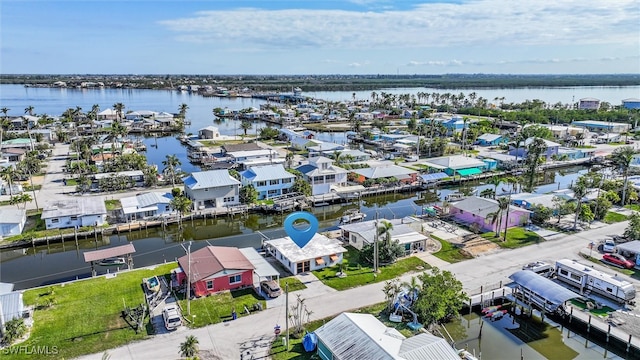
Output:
(340, 209), (367, 224)
(145, 276), (160, 293)
(481, 305), (501, 314)
(97, 257), (126, 266)
(486, 309), (508, 320)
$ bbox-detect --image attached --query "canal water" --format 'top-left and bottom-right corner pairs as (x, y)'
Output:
(444, 310), (625, 360)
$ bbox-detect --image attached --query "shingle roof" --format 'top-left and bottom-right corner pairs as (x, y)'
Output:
(241, 164), (295, 182)
(178, 246), (254, 283)
(183, 170), (240, 190)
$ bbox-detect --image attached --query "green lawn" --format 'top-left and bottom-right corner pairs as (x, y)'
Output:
(105, 199), (122, 211)
(178, 288), (266, 328)
(603, 211), (628, 224)
(481, 227), (542, 249)
(15, 263), (177, 360)
(65, 178), (78, 186)
(432, 237), (472, 263)
(313, 247), (429, 291)
(280, 276), (307, 292)
(624, 204), (640, 212)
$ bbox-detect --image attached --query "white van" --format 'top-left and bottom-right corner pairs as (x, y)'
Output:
(162, 304), (182, 331)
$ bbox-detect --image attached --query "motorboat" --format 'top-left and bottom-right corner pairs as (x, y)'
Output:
(145, 276), (160, 293)
(340, 209), (367, 224)
(97, 257), (126, 267)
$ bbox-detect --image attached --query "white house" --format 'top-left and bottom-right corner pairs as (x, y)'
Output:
(183, 170), (241, 210)
(339, 218), (428, 254)
(119, 192), (175, 221)
(315, 313), (460, 360)
(198, 126), (221, 139)
(227, 148), (283, 169)
(240, 164), (295, 200)
(296, 157), (348, 196)
(0, 208), (26, 238)
(264, 233), (347, 275)
(41, 197), (107, 230)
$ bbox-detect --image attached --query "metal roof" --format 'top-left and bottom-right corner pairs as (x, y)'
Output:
(399, 333), (460, 360)
(420, 172), (449, 182)
(238, 247), (280, 279)
(83, 243), (136, 263)
(41, 197), (107, 219)
(352, 164), (415, 180)
(120, 192), (173, 215)
(0, 208), (26, 224)
(509, 270), (580, 309)
(241, 164), (295, 182)
(0, 282), (14, 295)
(178, 246), (254, 283)
(422, 155), (486, 170)
(183, 170), (240, 190)
(264, 233), (347, 263)
(451, 196), (531, 218)
(339, 218), (424, 246)
(616, 240), (640, 254)
(0, 292), (24, 325)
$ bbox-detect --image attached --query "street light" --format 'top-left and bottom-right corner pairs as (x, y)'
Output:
(180, 241), (192, 316)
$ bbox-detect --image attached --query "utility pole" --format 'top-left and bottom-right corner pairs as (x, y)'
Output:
(285, 283), (289, 351)
(180, 241), (192, 316)
(374, 211), (379, 273)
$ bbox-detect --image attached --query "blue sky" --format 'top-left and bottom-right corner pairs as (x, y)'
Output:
(1, 0), (638, 74)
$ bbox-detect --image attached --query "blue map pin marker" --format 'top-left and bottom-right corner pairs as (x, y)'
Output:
(284, 211), (318, 248)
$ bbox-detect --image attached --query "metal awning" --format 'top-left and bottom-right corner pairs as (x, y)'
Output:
(509, 270), (580, 307)
(315, 257), (325, 265)
(238, 247), (280, 279)
(457, 168), (482, 176)
(83, 243), (136, 263)
(420, 172), (449, 182)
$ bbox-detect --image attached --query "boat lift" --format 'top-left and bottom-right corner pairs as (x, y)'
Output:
(84, 243), (136, 277)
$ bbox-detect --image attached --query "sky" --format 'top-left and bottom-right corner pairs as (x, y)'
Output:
(1, 0), (639, 75)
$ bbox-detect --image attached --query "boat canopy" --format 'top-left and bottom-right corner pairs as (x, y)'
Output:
(83, 243), (136, 263)
(420, 172), (449, 182)
(509, 270), (580, 307)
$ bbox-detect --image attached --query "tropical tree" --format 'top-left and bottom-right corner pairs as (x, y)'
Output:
(624, 213), (640, 240)
(382, 279), (401, 312)
(611, 146), (636, 205)
(240, 121), (252, 136)
(163, 154), (181, 188)
(112, 103), (125, 122)
(487, 176), (502, 198)
(523, 138), (546, 192)
(9, 193), (32, 209)
(1, 166), (18, 196)
(170, 192), (192, 229)
(2, 318), (27, 345)
(24, 105), (34, 116)
(413, 267), (467, 327)
(178, 103), (189, 119)
(179, 335), (199, 358)
(239, 184), (258, 204)
(572, 183), (589, 230)
(291, 177), (311, 196)
(285, 151), (294, 169)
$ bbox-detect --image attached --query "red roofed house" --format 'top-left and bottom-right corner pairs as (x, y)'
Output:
(176, 246), (255, 297)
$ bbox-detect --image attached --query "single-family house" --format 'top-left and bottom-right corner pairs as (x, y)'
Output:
(449, 196), (531, 232)
(622, 98), (640, 110)
(125, 110), (156, 121)
(240, 164), (295, 199)
(221, 142), (263, 154)
(92, 170), (145, 189)
(315, 312), (460, 360)
(41, 197), (108, 229)
(596, 133), (622, 144)
(307, 141), (345, 156)
(509, 138), (560, 160)
(0, 208), (26, 238)
(476, 133), (506, 146)
(340, 218), (428, 254)
(11, 115), (38, 129)
(1, 148), (27, 162)
(421, 155), (487, 177)
(176, 246), (254, 297)
(183, 170), (241, 210)
(227, 148), (282, 169)
(351, 164), (418, 184)
(510, 192), (561, 210)
(322, 149), (370, 162)
(97, 109), (118, 121)
(441, 116), (470, 134)
(119, 192), (174, 221)
(572, 120), (631, 134)
(296, 157), (348, 196)
(308, 112), (325, 122)
(556, 147), (596, 160)
(264, 233), (347, 275)
(198, 126), (221, 139)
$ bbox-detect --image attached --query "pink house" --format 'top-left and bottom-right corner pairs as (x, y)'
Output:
(449, 196), (532, 232)
(176, 246), (254, 297)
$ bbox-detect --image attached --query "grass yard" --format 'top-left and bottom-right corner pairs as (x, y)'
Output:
(105, 199), (122, 211)
(481, 227), (542, 249)
(603, 211), (628, 224)
(65, 178), (78, 186)
(16, 263), (177, 360)
(624, 204), (640, 212)
(280, 276), (307, 292)
(432, 237), (472, 263)
(177, 288), (266, 328)
(313, 248), (429, 291)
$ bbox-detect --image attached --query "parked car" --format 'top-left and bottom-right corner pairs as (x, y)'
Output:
(260, 280), (282, 298)
(162, 304), (182, 331)
(602, 253), (635, 269)
(602, 239), (617, 253)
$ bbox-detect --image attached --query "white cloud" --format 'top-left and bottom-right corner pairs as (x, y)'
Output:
(158, 0), (639, 50)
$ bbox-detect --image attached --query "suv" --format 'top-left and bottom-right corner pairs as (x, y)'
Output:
(603, 239), (616, 253)
(260, 280), (282, 298)
(162, 304), (182, 331)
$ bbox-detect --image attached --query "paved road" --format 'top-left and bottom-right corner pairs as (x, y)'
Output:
(76, 220), (636, 360)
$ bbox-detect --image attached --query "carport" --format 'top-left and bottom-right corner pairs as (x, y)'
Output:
(239, 247), (280, 284)
(615, 241), (640, 268)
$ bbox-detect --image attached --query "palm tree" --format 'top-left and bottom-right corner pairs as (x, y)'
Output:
(523, 138), (547, 192)
(24, 105), (34, 116)
(179, 335), (199, 358)
(178, 103), (189, 119)
(240, 121), (252, 136)
(170, 193), (192, 230)
(382, 279), (401, 312)
(109, 122), (129, 154)
(0, 107), (8, 160)
(112, 103), (125, 123)
(163, 154), (181, 188)
(487, 176), (502, 198)
(499, 196), (512, 241)
(572, 183), (588, 230)
(612, 146), (636, 205)
(1, 166), (17, 196)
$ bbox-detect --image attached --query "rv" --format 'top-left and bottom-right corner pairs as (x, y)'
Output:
(555, 259), (636, 304)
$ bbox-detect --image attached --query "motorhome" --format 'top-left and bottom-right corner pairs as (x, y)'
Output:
(555, 259), (636, 304)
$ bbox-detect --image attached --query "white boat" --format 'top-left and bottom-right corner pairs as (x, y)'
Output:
(97, 257), (126, 266)
(341, 209), (367, 223)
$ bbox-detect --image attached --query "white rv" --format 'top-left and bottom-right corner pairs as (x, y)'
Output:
(555, 259), (636, 303)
